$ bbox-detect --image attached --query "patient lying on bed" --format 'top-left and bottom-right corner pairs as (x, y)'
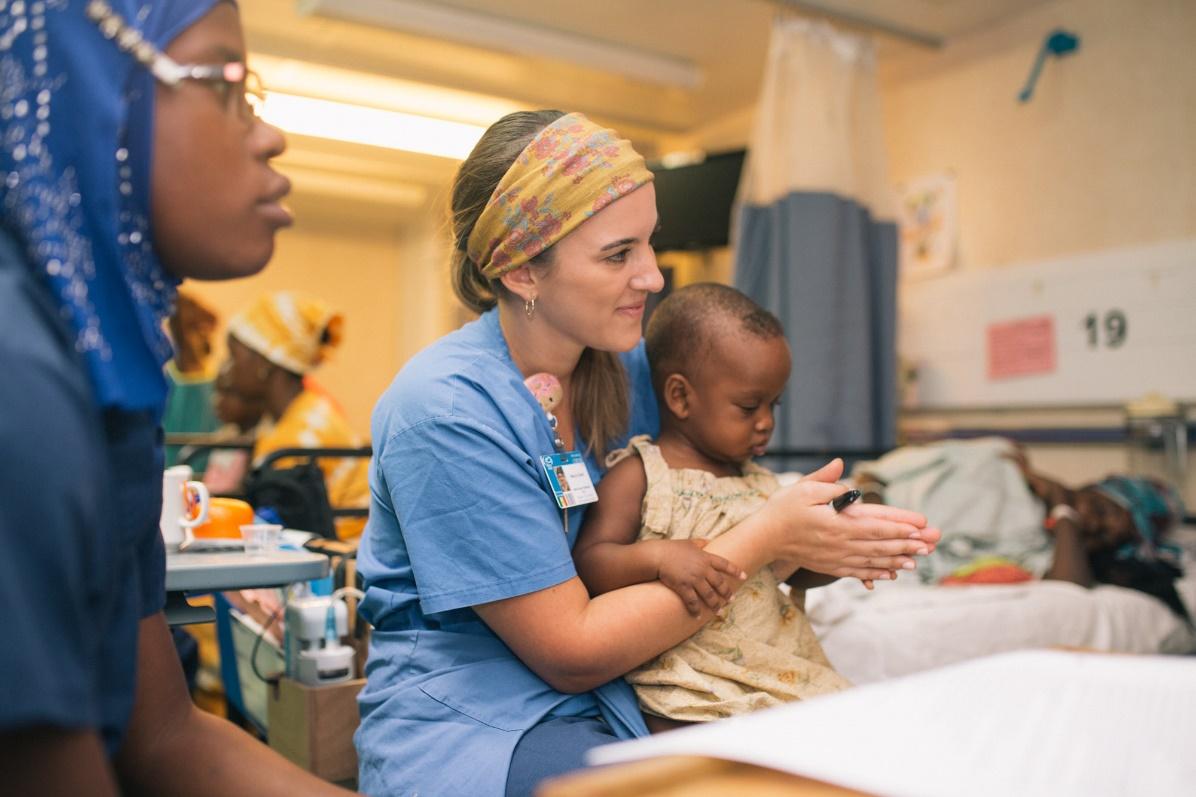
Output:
(852, 438), (1188, 618)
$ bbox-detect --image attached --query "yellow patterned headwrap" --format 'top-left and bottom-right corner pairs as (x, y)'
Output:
(467, 112), (654, 278)
(227, 291), (344, 375)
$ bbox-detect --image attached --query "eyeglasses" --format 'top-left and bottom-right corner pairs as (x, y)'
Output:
(172, 61), (266, 121)
(85, 0), (265, 122)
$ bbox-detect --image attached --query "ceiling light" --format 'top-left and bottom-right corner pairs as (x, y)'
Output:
(260, 91), (487, 159)
(251, 53), (523, 126)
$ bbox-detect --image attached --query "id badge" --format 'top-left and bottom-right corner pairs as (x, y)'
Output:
(541, 451), (598, 509)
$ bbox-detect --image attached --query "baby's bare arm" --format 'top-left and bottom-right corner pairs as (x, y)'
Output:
(573, 457), (662, 595)
(572, 457), (743, 615)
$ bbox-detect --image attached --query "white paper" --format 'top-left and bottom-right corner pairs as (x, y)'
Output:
(589, 650), (1196, 796)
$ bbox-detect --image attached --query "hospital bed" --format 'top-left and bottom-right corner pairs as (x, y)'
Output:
(803, 526), (1196, 685)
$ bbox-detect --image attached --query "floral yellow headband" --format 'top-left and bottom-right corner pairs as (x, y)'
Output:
(467, 113), (654, 279)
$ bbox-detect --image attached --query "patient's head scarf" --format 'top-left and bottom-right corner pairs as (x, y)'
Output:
(466, 112), (653, 278)
(1, 1), (222, 411)
(228, 291), (344, 375)
(1090, 475), (1184, 556)
(1087, 476), (1188, 619)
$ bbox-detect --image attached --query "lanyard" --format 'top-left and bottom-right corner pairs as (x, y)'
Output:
(526, 372), (594, 535)
(548, 412), (569, 536)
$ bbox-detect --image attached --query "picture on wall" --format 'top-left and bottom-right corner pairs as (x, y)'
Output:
(897, 172), (957, 278)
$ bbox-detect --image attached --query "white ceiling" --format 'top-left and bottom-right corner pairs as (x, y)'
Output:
(247, 0), (1050, 133)
(242, 0), (1048, 215)
(423, 0), (1051, 57)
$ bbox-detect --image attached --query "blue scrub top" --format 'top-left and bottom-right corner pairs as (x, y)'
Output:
(0, 228), (167, 755)
(356, 309), (658, 797)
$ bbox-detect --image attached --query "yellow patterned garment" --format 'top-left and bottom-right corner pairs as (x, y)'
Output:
(227, 291), (343, 375)
(612, 436), (851, 721)
(253, 389), (369, 538)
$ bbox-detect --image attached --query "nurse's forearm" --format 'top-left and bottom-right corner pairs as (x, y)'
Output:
(479, 510), (781, 693)
(579, 512), (785, 683)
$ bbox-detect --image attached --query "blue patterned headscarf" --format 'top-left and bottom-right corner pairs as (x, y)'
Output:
(1091, 475), (1185, 562)
(1088, 475), (1187, 619)
(1, 0), (222, 412)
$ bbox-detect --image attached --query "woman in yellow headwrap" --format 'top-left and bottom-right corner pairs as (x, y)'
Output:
(222, 290), (368, 537)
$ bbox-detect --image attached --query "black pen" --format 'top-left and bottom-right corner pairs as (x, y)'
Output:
(831, 489), (861, 512)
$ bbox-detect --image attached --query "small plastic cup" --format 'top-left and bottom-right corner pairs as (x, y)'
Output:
(240, 523), (283, 556)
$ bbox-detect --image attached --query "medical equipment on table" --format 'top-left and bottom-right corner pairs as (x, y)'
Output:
(284, 587), (362, 686)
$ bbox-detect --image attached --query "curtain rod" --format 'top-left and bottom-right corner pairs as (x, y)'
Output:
(766, 0), (944, 49)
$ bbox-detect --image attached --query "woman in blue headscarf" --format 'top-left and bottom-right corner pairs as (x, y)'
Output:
(0, 3), (352, 794)
(1032, 472), (1188, 618)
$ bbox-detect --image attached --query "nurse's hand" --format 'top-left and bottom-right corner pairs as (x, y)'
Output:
(759, 459), (939, 584)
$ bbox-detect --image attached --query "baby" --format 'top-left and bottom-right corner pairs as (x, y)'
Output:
(574, 283), (851, 731)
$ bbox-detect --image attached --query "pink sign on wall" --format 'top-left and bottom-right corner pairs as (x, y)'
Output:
(986, 315), (1056, 380)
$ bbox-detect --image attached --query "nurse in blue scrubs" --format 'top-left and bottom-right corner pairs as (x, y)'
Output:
(356, 111), (936, 797)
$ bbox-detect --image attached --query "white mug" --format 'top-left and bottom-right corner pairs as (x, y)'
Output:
(160, 464), (210, 550)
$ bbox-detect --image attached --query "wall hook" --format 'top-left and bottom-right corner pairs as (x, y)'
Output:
(1018, 29), (1080, 103)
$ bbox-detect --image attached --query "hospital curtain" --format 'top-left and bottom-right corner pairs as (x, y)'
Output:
(733, 17), (898, 473)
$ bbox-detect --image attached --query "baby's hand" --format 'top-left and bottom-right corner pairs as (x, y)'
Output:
(858, 573), (897, 590)
(657, 539), (747, 616)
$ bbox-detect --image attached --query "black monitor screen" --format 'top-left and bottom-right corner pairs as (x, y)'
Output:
(649, 149), (746, 252)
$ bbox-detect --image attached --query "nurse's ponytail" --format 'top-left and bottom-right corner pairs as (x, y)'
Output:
(449, 110), (629, 460)
(450, 110), (564, 314)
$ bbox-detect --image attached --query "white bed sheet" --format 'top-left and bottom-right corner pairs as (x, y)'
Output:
(805, 527), (1196, 684)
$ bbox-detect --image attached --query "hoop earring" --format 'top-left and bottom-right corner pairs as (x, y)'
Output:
(524, 296), (537, 320)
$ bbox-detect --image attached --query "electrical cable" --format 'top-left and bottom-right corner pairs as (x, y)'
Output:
(250, 590), (288, 684)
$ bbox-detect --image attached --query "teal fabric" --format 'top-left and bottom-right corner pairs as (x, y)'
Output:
(1091, 476), (1185, 561)
(162, 373), (220, 469)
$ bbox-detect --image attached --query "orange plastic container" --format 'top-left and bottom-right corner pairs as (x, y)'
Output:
(193, 497), (255, 538)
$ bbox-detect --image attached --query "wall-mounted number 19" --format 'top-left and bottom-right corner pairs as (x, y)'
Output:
(1084, 310), (1127, 349)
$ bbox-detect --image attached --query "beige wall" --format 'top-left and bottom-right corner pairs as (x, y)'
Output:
(881, 0), (1195, 494)
(881, 0), (1195, 270)
(184, 195), (456, 440)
